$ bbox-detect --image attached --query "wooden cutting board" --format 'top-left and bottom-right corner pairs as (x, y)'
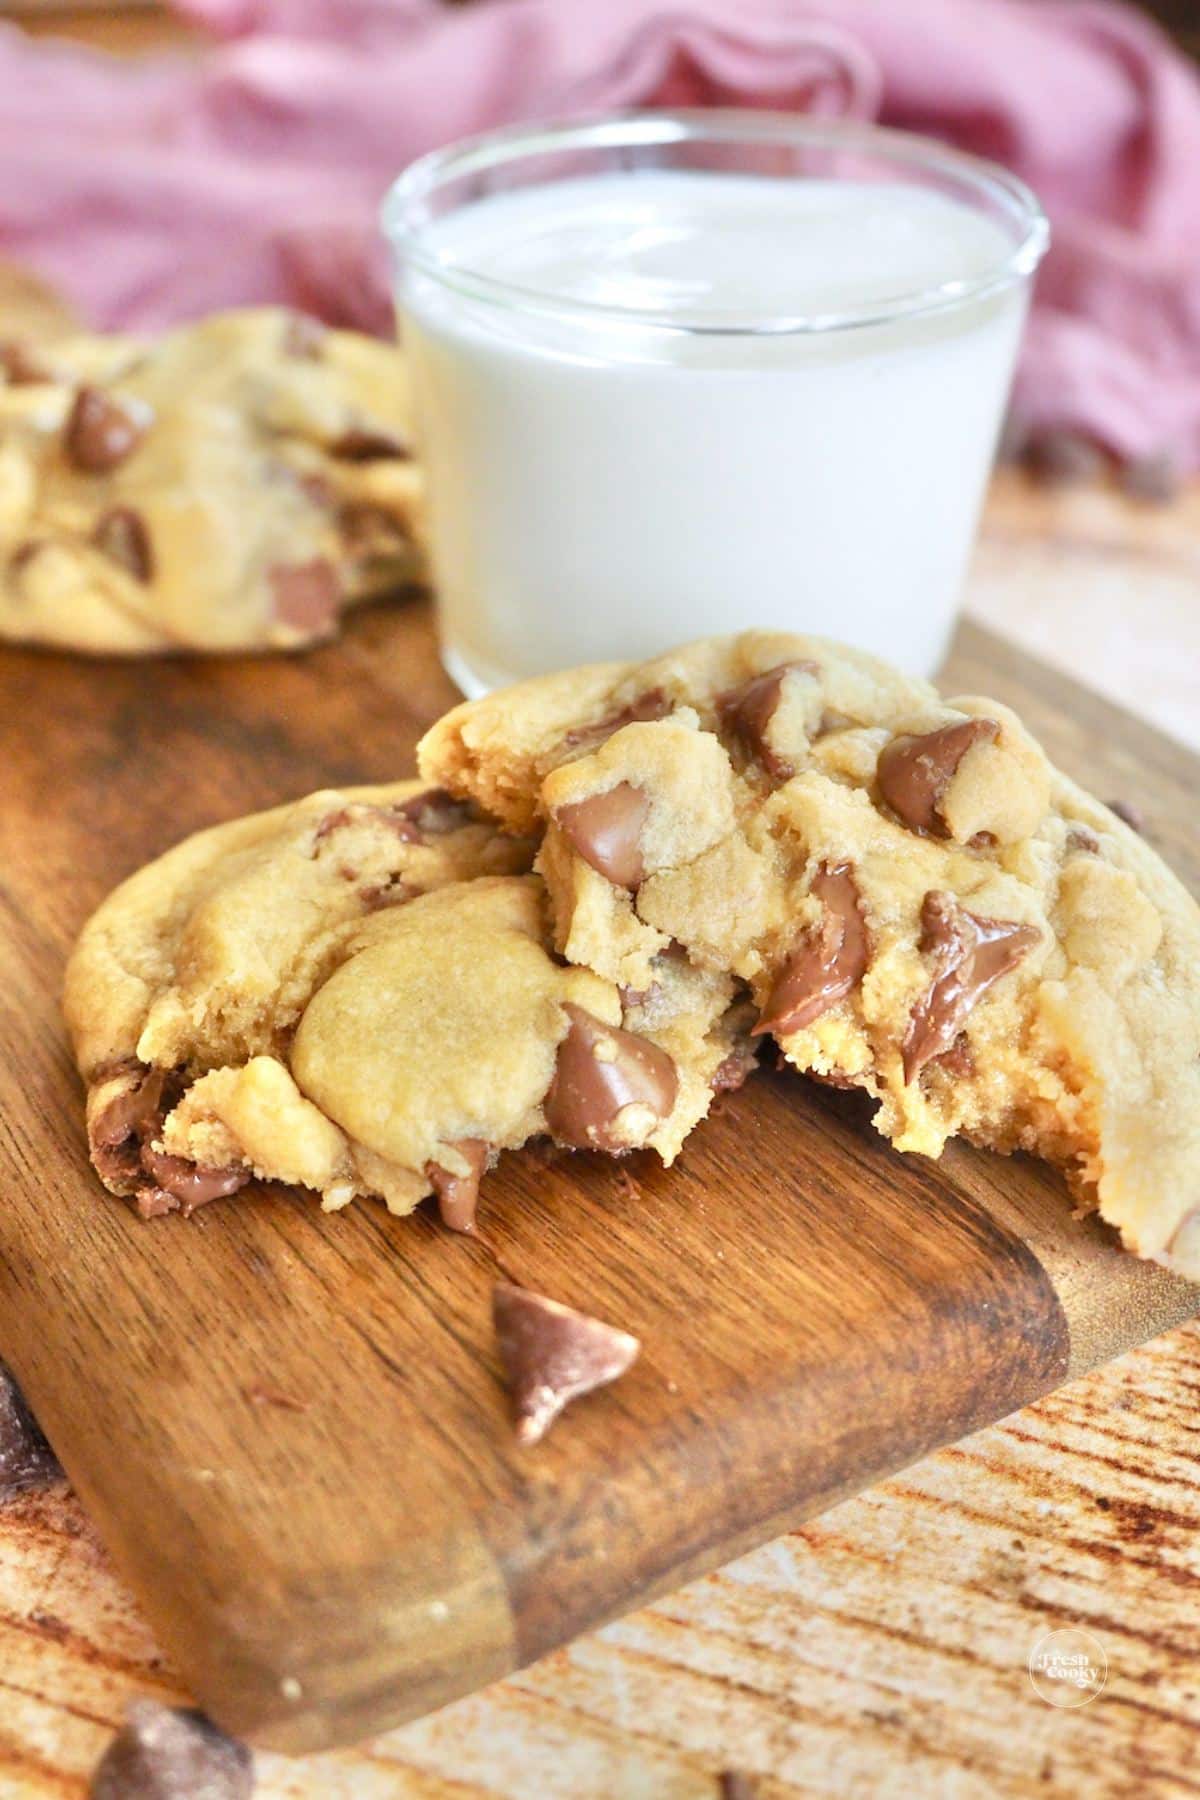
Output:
(0, 604), (1196, 1756)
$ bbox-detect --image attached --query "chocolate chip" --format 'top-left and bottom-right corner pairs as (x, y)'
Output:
(544, 1005), (678, 1151)
(1067, 827), (1100, 854)
(268, 557), (342, 636)
(65, 386), (150, 473)
(1107, 798), (1146, 834)
(902, 891), (1040, 1084)
(877, 718), (999, 837)
(0, 1363), (60, 1500)
(331, 427), (410, 461)
(314, 790), (470, 853)
(138, 1149), (249, 1217)
(92, 506), (154, 582)
(932, 1033), (976, 1079)
(719, 1775), (759, 1800)
(393, 787), (473, 836)
(554, 782), (649, 890)
(562, 688), (672, 752)
(717, 660), (816, 782)
(281, 312), (327, 359)
(711, 1041), (759, 1094)
(492, 1282), (640, 1445)
(1024, 428), (1108, 485)
(89, 1700), (253, 1800)
(425, 1139), (490, 1233)
(754, 863), (869, 1037)
(0, 340), (52, 385)
(89, 1063), (178, 1189)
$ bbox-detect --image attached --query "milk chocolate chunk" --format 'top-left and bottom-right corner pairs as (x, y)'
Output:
(554, 782), (650, 890)
(718, 660), (816, 781)
(92, 506), (154, 582)
(138, 1148), (249, 1216)
(332, 426), (409, 462)
(563, 687), (671, 752)
(902, 890), (1040, 1083)
(89, 1700), (253, 1800)
(425, 1138), (490, 1233)
(268, 557), (341, 635)
(65, 386), (149, 473)
(755, 863), (869, 1037)
(394, 787), (473, 836)
(544, 1005), (678, 1151)
(89, 1063), (176, 1187)
(877, 718), (999, 837)
(493, 1282), (640, 1445)
(0, 1363), (60, 1499)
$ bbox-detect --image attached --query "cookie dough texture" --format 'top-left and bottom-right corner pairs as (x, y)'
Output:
(420, 630), (1200, 1278)
(65, 782), (746, 1228)
(0, 307), (423, 653)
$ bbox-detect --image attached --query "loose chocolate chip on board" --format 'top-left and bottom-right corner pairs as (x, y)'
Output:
(902, 891), (1040, 1084)
(65, 386), (150, 473)
(876, 718), (999, 837)
(492, 1283), (640, 1445)
(89, 1701), (253, 1800)
(717, 660), (816, 782)
(554, 781), (650, 890)
(92, 506), (154, 582)
(544, 1005), (678, 1151)
(268, 557), (342, 635)
(0, 1363), (61, 1500)
(755, 863), (869, 1037)
(425, 1139), (490, 1233)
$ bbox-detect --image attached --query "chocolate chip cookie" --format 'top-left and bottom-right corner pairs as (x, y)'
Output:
(420, 631), (1200, 1278)
(65, 783), (749, 1230)
(0, 308), (423, 653)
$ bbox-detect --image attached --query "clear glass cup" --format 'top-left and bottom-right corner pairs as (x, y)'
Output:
(382, 111), (1048, 696)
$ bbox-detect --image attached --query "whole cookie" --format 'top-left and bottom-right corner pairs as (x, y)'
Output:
(65, 782), (747, 1230)
(420, 630), (1200, 1278)
(0, 308), (423, 653)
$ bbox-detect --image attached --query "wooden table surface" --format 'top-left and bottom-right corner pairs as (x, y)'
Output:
(0, 468), (1197, 1799)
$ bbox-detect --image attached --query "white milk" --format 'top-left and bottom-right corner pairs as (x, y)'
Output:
(398, 172), (1029, 693)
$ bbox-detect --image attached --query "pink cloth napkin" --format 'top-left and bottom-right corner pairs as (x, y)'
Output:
(2, 0), (1198, 470)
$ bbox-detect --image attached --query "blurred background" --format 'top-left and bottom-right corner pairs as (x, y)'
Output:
(0, 0), (1196, 738)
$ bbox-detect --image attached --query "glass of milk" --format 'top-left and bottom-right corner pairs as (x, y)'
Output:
(382, 112), (1048, 695)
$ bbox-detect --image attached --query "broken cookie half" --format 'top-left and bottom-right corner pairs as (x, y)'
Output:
(66, 781), (752, 1233)
(420, 629), (1200, 1279)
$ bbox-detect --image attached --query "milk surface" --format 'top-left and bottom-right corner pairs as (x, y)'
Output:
(399, 172), (1027, 691)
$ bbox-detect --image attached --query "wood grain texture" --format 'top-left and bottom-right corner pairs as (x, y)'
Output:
(0, 598), (1196, 1754)
(6, 1321), (1200, 1799)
